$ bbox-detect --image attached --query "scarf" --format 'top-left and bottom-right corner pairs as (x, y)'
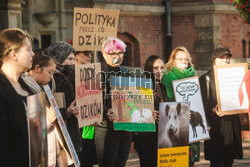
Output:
(21, 72), (43, 94)
(162, 66), (195, 101)
(56, 64), (75, 78)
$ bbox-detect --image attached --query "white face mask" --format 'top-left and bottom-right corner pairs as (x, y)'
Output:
(112, 58), (123, 65)
(176, 63), (188, 69)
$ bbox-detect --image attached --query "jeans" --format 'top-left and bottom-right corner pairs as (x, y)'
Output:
(95, 126), (133, 167)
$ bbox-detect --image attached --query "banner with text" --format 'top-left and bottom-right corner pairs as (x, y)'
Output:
(214, 63), (249, 115)
(73, 8), (120, 51)
(75, 63), (103, 127)
(158, 102), (189, 167)
(111, 76), (155, 132)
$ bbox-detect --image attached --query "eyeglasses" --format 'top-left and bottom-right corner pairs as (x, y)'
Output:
(76, 51), (94, 57)
(42, 68), (55, 76)
(83, 51), (94, 57)
(106, 52), (124, 58)
(175, 58), (189, 62)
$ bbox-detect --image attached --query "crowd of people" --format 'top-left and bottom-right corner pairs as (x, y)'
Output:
(0, 27), (243, 167)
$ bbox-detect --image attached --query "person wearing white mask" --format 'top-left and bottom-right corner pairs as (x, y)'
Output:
(162, 46), (195, 101)
(162, 46), (200, 167)
(199, 47), (242, 167)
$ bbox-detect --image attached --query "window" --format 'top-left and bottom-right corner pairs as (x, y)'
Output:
(41, 35), (51, 49)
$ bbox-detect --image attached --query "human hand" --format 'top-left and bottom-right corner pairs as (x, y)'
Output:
(107, 108), (115, 121)
(47, 106), (57, 123)
(153, 110), (160, 121)
(207, 126), (210, 132)
(189, 112), (191, 120)
(212, 104), (224, 117)
(66, 99), (80, 117)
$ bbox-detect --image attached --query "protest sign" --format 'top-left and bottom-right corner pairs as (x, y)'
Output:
(214, 63), (248, 115)
(75, 63), (103, 127)
(111, 76), (155, 132)
(27, 92), (48, 167)
(73, 8), (120, 51)
(43, 85), (80, 167)
(173, 76), (209, 143)
(158, 102), (189, 167)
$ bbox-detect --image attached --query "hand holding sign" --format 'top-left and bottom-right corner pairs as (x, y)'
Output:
(47, 106), (57, 123)
(67, 98), (80, 118)
(107, 108), (116, 121)
(176, 82), (198, 101)
(212, 104), (225, 117)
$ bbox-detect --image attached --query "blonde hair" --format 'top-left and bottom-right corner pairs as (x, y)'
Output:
(0, 28), (32, 66)
(164, 46), (193, 72)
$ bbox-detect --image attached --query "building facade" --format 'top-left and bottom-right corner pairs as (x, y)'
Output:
(0, 0), (249, 69)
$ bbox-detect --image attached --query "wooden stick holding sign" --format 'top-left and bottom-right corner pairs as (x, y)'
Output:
(214, 63), (249, 115)
(73, 8), (120, 51)
(75, 63), (103, 128)
(43, 85), (80, 167)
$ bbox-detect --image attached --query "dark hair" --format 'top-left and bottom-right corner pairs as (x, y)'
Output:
(44, 41), (75, 65)
(0, 28), (32, 66)
(144, 55), (164, 89)
(30, 49), (55, 70)
(144, 55), (163, 77)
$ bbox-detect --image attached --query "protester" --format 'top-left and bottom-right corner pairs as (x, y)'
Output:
(21, 49), (72, 167)
(134, 55), (168, 167)
(161, 46), (200, 167)
(44, 41), (83, 164)
(94, 37), (133, 167)
(199, 47), (243, 167)
(75, 51), (93, 65)
(0, 28), (34, 167)
(22, 49), (55, 93)
(75, 50), (98, 167)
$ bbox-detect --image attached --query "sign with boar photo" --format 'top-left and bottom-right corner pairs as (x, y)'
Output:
(173, 76), (210, 143)
(158, 102), (189, 167)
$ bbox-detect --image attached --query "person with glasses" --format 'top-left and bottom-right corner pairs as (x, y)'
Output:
(22, 49), (56, 92)
(94, 37), (133, 167)
(44, 41), (83, 165)
(75, 50), (98, 167)
(199, 47), (243, 167)
(161, 46), (200, 167)
(21, 49), (72, 167)
(134, 55), (169, 167)
(75, 51), (93, 65)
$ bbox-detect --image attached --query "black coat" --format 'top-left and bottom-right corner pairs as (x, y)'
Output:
(0, 70), (33, 167)
(199, 69), (243, 161)
(100, 60), (130, 129)
(134, 82), (168, 167)
(53, 65), (82, 152)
